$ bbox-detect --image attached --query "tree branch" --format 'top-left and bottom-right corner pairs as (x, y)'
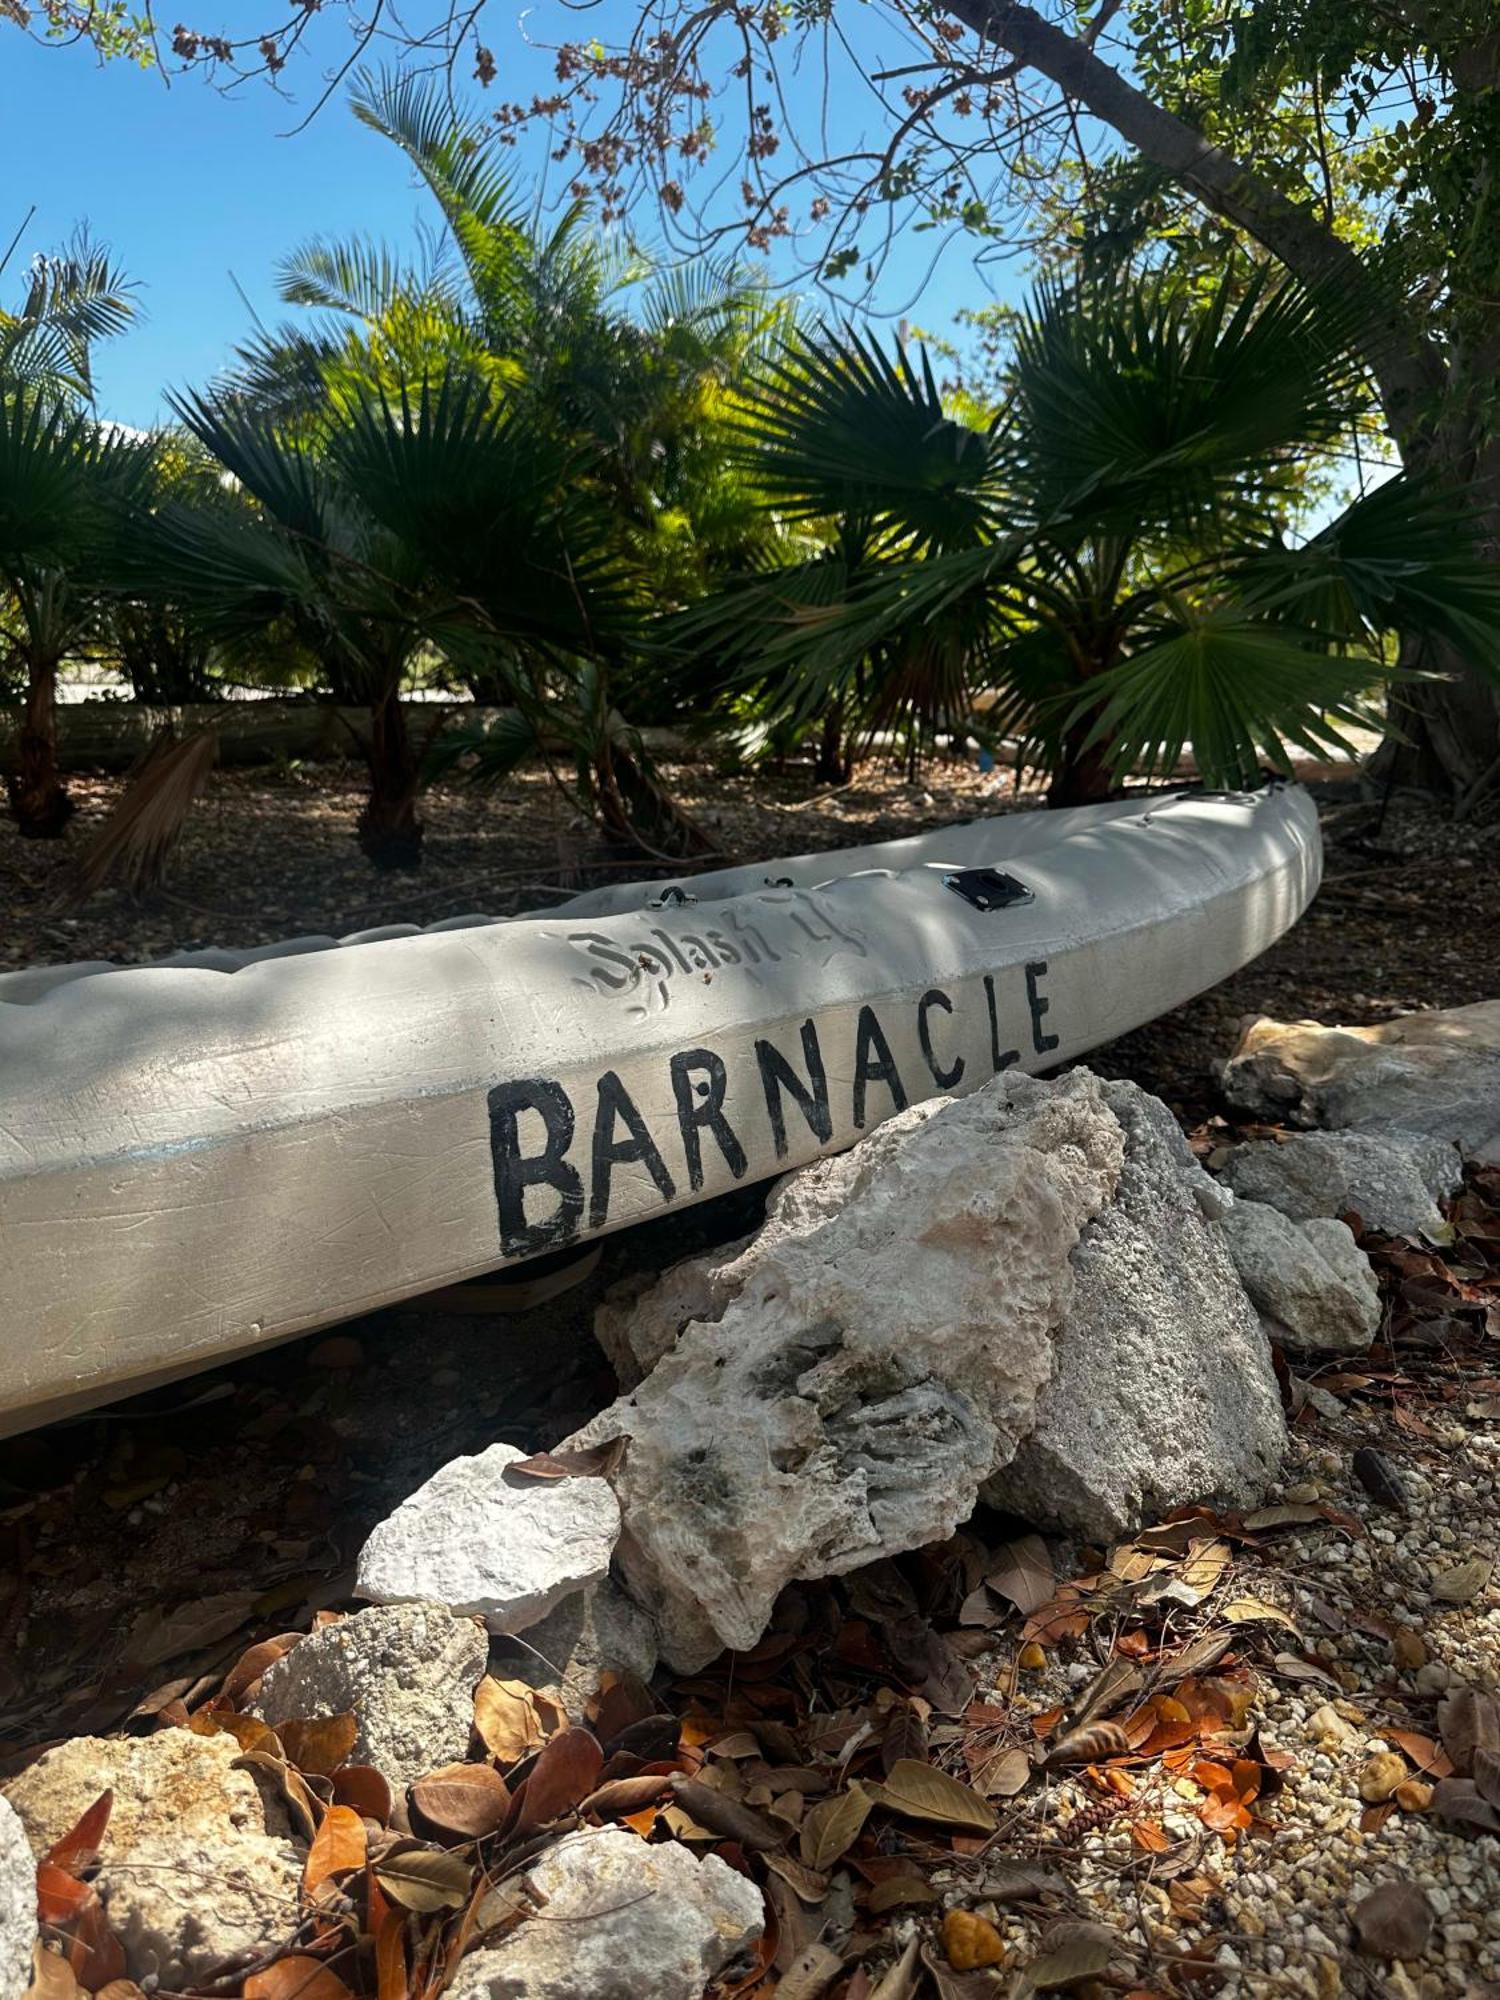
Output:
(940, 0), (1448, 438)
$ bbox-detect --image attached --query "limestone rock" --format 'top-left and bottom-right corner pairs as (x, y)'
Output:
(355, 1443), (620, 1635)
(1220, 1199), (1382, 1353)
(446, 1826), (762, 2000)
(254, 1601), (487, 1790)
(985, 1082), (1285, 1540)
(1221, 1129), (1461, 1242)
(569, 1072), (1125, 1669)
(594, 1248), (752, 1391)
(486, 1579), (658, 1712)
(3, 1730), (301, 1986)
(0, 1797), (35, 2000)
(1220, 1005), (1500, 1163)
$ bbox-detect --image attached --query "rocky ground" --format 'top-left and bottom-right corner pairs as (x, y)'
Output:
(3, 762), (1499, 2000)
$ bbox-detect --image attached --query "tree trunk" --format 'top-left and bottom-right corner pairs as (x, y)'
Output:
(357, 689), (424, 870)
(7, 656), (73, 838)
(1046, 720), (1116, 808)
(815, 703), (850, 784)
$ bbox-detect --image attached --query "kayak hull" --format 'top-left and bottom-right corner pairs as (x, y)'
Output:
(0, 783), (1321, 1433)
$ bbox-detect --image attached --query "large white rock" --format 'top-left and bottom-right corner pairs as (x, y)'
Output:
(254, 1602), (487, 1790)
(355, 1443), (621, 1635)
(1220, 1198), (1382, 1353)
(571, 1072), (1125, 1669)
(1221, 1129), (1462, 1242)
(1220, 1004), (1500, 1162)
(0, 1796), (35, 2000)
(446, 1826), (763, 2000)
(985, 1082), (1286, 1540)
(3, 1731), (301, 1986)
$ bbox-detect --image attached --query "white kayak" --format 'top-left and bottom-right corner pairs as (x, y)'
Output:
(0, 782), (1321, 1432)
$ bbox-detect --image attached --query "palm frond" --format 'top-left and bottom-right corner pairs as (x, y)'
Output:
(735, 326), (1006, 552)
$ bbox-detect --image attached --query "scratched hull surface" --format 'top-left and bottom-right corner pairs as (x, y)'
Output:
(0, 784), (1321, 1433)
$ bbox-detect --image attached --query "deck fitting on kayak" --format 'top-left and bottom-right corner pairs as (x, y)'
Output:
(943, 867), (1034, 912)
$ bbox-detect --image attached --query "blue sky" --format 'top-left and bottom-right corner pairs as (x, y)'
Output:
(2, 19), (1024, 429)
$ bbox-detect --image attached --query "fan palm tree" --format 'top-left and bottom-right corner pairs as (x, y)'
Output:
(679, 263), (1500, 801)
(0, 381), (154, 835)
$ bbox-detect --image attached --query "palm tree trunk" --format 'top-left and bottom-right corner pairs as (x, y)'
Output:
(357, 688), (423, 870)
(1047, 726), (1116, 808)
(815, 702), (850, 784)
(8, 654), (73, 838)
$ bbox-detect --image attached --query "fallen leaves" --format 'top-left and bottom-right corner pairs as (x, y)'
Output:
(1351, 1881), (1435, 1959)
(865, 1760), (998, 1834)
(799, 1784), (873, 1870)
(302, 1805), (365, 1895)
(410, 1763), (512, 1841)
(473, 1676), (551, 1764)
(370, 1843), (475, 1913)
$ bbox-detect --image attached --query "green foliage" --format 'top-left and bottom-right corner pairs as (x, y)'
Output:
(678, 262), (1500, 798)
(0, 228), (138, 405)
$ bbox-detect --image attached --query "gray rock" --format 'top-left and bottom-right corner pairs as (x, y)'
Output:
(355, 1442), (621, 1635)
(0, 1796), (35, 2000)
(3, 1731), (301, 1986)
(1220, 1198), (1382, 1353)
(594, 1249), (752, 1391)
(569, 1072), (1125, 1669)
(487, 1579), (658, 1713)
(985, 1082), (1286, 1540)
(446, 1825), (763, 2000)
(1221, 1129), (1461, 1241)
(1220, 1004), (1500, 1163)
(254, 1601), (487, 1790)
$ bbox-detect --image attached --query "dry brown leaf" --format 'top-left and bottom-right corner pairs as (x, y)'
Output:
(774, 1943), (843, 2000)
(1176, 1538), (1231, 1602)
(374, 1914), (405, 2000)
(987, 1535), (1054, 1616)
(231, 1751), (321, 1841)
(1438, 1686), (1500, 1776)
(1241, 1504), (1324, 1532)
(410, 1764), (511, 1840)
(799, 1782), (873, 1871)
(1021, 1921), (1116, 1993)
(1432, 1777), (1500, 1838)
(670, 1777), (784, 1851)
(1352, 1881), (1435, 1959)
(278, 1713), (358, 1778)
(867, 1876), (938, 1914)
(1431, 1556), (1494, 1604)
(30, 1947), (83, 2000)
(868, 1938), (922, 2000)
(188, 1709), (281, 1756)
(44, 1792), (113, 1873)
(243, 1957), (355, 2000)
(329, 1765), (393, 1822)
(973, 1746), (1031, 1798)
(1387, 1729), (1453, 1779)
(303, 1805), (366, 1894)
(1044, 1722), (1130, 1769)
(867, 1760), (997, 1834)
(1222, 1597), (1298, 1632)
(580, 1773), (676, 1819)
(473, 1677), (547, 1765)
(762, 1852), (831, 1903)
(372, 1842), (475, 1912)
(221, 1635), (301, 1704)
(1474, 1745), (1500, 1808)
(881, 1697), (929, 1773)
(506, 1441), (624, 1480)
(513, 1726), (604, 1833)
(122, 1591), (259, 1669)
